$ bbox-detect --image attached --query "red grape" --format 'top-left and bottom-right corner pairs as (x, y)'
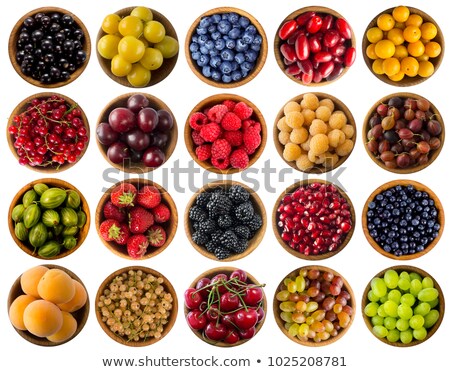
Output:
(137, 107), (158, 133)
(108, 107), (136, 133)
(127, 93), (150, 113)
(96, 122), (119, 145)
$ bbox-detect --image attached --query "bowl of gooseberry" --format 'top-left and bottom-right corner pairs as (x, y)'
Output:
(363, 93), (444, 173)
(97, 6), (179, 88)
(273, 179), (355, 260)
(7, 92), (90, 172)
(9, 7), (91, 88)
(274, 265), (355, 346)
(184, 267), (266, 347)
(96, 92), (177, 173)
(96, 266), (177, 346)
(363, 5), (444, 86)
(362, 265), (444, 346)
(274, 7), (356, 86)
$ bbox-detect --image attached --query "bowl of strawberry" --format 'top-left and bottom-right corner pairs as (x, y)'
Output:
(275, 7), (356, 85)
(96, 179), (177, 259)
(185, 94), (266, 173)
(7, 93), (89, 172)
(184, 267), (266, 347)
(96, 93), (177, 174)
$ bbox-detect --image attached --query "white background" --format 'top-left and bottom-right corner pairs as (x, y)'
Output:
(1, 0), (448, 370)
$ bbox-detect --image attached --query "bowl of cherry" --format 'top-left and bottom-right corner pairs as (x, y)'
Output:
(96, 93), (177, 173)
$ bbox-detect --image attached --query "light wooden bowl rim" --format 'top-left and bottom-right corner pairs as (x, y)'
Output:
(95, 178), (178, 260)
(361, 265), (445, 347)
(274, 92), (356, 174)
(274, 6), (356, 87)
(362, 6), (445, 87)
(185, 6), (268, 88)
(185, 93), (267, 174)
(96, 7), (179, 88)
(8, 178), (91, 260)
(7, 92), (90, 173)
(8, 6), (91, 88)
(362, 179), (444, 260)
(184, 180), (267, 262)
(362, 92), (445, 174)
(96, 92), (178, 174)
(7, 264), (90, 346)
(272, 179), (355, 260)
(273, 265), (355, 346)
(184, 266), (267, 347)
(95, 265), (178, 347)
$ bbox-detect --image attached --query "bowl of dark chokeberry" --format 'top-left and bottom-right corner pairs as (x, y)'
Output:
(185, 7), (268, 88)
(9, 7), (91, 88)
(362, 180), (444, 260)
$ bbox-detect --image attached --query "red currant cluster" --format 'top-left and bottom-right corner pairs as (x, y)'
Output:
(8, 95), (88, 168)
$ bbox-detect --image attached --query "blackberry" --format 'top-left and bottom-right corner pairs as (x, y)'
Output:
(189, 205), (207, 222)
(234, 225), (251, 240)
(205, 240), (218, 253)
(245, 213), (263, 231)
(196, 219), (217, 234)
(210, 229), (223, 244)
(214, 246), (232, 260)
(192, 231), (209, 245)
(235, 201), (254, 221)
(220, 230), (239, 251)
(232, 239), (248, 254)
(207, 193), (232, 218)
(195, 192), (211, 208)
(213, 186), (226, 195)
(228, 185), (250, 204)
(217, 214), (233, 229)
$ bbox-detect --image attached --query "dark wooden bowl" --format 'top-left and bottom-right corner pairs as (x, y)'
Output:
(362, 179), (444, 260)
(8, 178), (90, 260)
(7, 264), (90, 346)
(96, 92), (177, 174)
(185, 7), (268, 88)
(8, 7), (91, 88)
(185, 93), (267, 174)
(95, 179), (177, 260)
(273, 179), (355, 260)
(96, 7), (178, 88)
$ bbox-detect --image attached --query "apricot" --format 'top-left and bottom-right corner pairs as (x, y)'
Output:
(58, 280), (87, 312)
(23, 300), (63, 337)
(47, 311), (77, 343)
(9, 294), (37, 330)
(38, 269), (75, 304)
(20, 266), (49, 298)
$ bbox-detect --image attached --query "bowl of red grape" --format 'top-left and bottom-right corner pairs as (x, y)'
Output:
(96, 93), (177, 173)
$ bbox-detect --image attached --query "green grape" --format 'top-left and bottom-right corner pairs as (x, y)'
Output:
(409, 272), (422, 282)
(397, 304), (413, 320)
(97, 35), (121, 59)
(144, 20), (166, 43)
(287, 280), (297, 293)
(276, 290), (290, 302)
(284, 322), (293, 331)
(295, 276), (306, 293)
(399, 271), (410, 280)
(305, 301), (318, 313)
(371, 277), (387, 298)
(111, 54), (132, 77)
(280, 311), (293, 323)
(396, 318), (410, 331)
(428, 298), (439, 309)
(387, 289), (401, 304)
(383, 300), (398, 317)
(128, 64), (151, 87)
(298, 323), (309, 337)
(155, 36), (179, 58)
(364, 302), (379, 317)
(140, 48), (163, 70)
(377, 303), (387, 317)
(368, 290), (380, 302)
(379, 295), (388, 304)
(422, 276), (434, 289)
(288, 323), (299, 337)
(384, 316), (397, 330)
(102, 13), (121, 34)
(118, 15), (144, 38)
(118, 36), (146, 63)
(130, 6), (153, 22)
(409, 314), (425, 330)
(414, 302), (431, 316)
(400, 293), (416, 307)
(418, 288), (439, 302)
(371, 315), (384, 326)
(279, 301), (296, 312)
(423, 309), (439, 328)
(372, 325), (388, 338)
(398, 278), (411, 291)
(410, 279), (423, 297)
(413, 327), (427, 341)
(384, 269), (399, 289)
(387, 329), (400, 342)
(400, 329), (413, 344)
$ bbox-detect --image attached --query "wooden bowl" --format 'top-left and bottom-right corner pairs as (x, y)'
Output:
(362, 180), (444, 260)
(184, 266), (266, 347)
(96, 178), (177, 260)
(7, 264), (90, 346)
(96, 92), (177, 174)
(185, 7), (268, 88)
(273, 265), (355, 346)
(8, 7), (91, 88)
(362, 265), (445, 347)
(95, 266), (177, 346)
(274, 92), (356, 174)
(96, 7), (178, 88)
(185, 93), (267, 174)
(184, 180), (266, 261)
(274, 6), (356, 86)
(363, 93), (445, 173)
(273, 179), (355, 260)
(7, 92), (90, 173)
(8, 178), (90, 260)
(362, 6), (444, 86)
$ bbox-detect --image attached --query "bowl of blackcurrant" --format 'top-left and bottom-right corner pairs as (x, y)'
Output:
(9, 7), (90, 88)
(96, 93), (177, 174)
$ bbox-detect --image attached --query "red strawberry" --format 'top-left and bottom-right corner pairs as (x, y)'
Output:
(129, 206), (154, 233)
(110, 183), (137, 207)
(147, 225), (167, 247)
(99, 219), (121, 242)
(136, 185), (161, 209)
(103, 201), (126, 222)
(114, 223), (131, 245)
(127, 234), (149, 259)
(152, 203), (171, 223)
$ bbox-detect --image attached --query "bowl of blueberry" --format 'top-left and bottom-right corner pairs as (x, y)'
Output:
(185, 7), (267, 88)
(362, 180), (444, 260)
(9, 7), (90, 88)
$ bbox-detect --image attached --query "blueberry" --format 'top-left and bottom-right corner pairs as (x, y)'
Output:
(384, 244), (392, 253)
(221, 48), (235, 61)
(211, 14), (222, 23)
(245, 49), (258, 63)
(197, 54), (210, 67)
(239, 16), (250, 28)
(368, 202), (376, 209)
(434, 223), (440, 230)
(241, 61), (254, 73)
(222, 74), (232, 83)
(200, 46), (209, 55)
(221, 14), (230, 20)
(230, 61), (238, 71)
(236, 39), (249, 52)
(197, 35), (209, 45)
(199, 16), (211, 28)
(208, 25), (217, 33)
(225, 39), (236, 49)
(209, 49), (219, 57)
(234, 52), (245, 64)
(215, 38), (226, 50)
(211, 69), (222, 81)
(191, 51), (201, 60)
(251, 44), (261, 52)
(211, 31), (222, 41)
(228, 12), (239, 24)
(242, 31), (255, 44)
(253, 34), (263, 45)
(218, 20), (232, 34)
(196, 27), (208, 35)
(219, 61), (233, 74)
(205, 40), (215, 50)
(192, 35), (199, 43)
(245, 25), (257, 34)
(202, 65), (212, 78)
(209, 55), (221, 68)
(228, 27), (241, 39)
(231, 70), (242, 81)
(411, 219), (420, 226)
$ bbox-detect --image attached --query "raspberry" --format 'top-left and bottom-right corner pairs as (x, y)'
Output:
(221, 112), (241, 131)
(189, 112), (208, 130)
(242, 119), (261, 132)
(211, 156), (230, 170)
(222, 99), (236, 111)
(211, 139), (232, 159)
(283, 143), (302, 161)
(191, 130), (205, 145)
(195, 144), (212, 161)
(243, 127), (262, 155)
(233, 101), (253, 120)
(310, 134), (329, 155)
(207, 104), (228, 123)
(223, 130), (243, 147)
(200, 123), (222, 142)
(230, 149), (249, 169)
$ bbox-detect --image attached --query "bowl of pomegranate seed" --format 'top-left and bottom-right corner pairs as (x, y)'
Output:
(273, 180), (355, 260)
(96, 179), (177, 260)
(7, 93), (90, 172)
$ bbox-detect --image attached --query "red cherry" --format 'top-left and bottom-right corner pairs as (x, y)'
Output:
(184, 288), (202, 309)
(186, 310), (207, 330)
(234, 308), (259, 330)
